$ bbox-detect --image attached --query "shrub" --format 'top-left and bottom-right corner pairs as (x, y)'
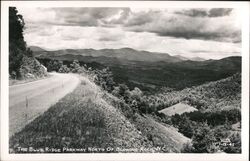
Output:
(70, 60), (81, 73)
(191, 123), (218, 153)
(19, 55), (47, 78)
(58, 65), (70, 73)
(94, 67), (115, 92)
(223, 132), (241, 153)
(47, 60), (63, 72)
(181, 142), (195, 153)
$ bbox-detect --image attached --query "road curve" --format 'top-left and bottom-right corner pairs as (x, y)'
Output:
(9, 73), (80, 137)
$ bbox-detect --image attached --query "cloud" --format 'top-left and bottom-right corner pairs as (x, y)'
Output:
(208, 8), (233, 17)
(19, 7), (131, 27)
(52, 7), (131, 27)
(61, 35), (81, 41)
(175, 9), (209, 17)
(175, 8), (233, 17)
(124, 9), (240, 43)
(124, 10), (159, 27)
(17, 7), (241, 59)
(103, 8), (131, 26)
(98, 35), (123, 42)
(97, 28), (125, 41)
(23, 25), (241, 59)
(19, 7), (240, 43)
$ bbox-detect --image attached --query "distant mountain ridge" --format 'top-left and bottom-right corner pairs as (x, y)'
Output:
(30, 46), (207, 62)
(174, 55), (205, 61)
(189, 57), (206, 61)
(29, 46), (47, 52)
(174, 55), (189, 61)
(31, 46), (241, 92)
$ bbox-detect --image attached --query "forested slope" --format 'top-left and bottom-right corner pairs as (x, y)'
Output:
(146, 73), (241, 112)
(9, 7), (47, 80)
(34, 48), (241, 92)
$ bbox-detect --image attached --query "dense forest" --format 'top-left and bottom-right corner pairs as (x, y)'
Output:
(36, 54), (241, 92)
(9, 7), (47, 79)
(92, 67), (241, 153)
(35, 57), (241, 113)
(144, 73), (241, 112)
(170, 109), (241, 153)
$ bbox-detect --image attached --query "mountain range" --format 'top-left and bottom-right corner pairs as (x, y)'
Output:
(29, 46), (205, 63)
(30, 46), (241, 92)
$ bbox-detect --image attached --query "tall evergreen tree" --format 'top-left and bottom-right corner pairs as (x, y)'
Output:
(9, 7), (26, 78)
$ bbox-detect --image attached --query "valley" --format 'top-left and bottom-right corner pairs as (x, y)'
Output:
(20, 46), (241, 153)
(33, 47), (241, 92)
(8, 46), (242, 154)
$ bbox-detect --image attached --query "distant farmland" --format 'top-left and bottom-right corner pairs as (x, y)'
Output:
(159, 103), (197, 116)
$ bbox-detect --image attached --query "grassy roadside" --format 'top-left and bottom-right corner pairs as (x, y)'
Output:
(9, 74), (189, 153)
(9, 74), (155, 153)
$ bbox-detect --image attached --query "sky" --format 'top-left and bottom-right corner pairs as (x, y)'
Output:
(17, 7), (242, 59)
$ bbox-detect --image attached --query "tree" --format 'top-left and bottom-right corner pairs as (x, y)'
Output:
(77, 66), (87, 74)
(130, 87), (143, 101)
(111, 84), (129, 100)
(224, 132), (241, 153)
(192, 122), (218, 153)
(9, 7), (47, 79)
(181, 142), (195, 153)
(9, 7), (26, 78)
(70, 60), (81, 73)
(128, 87), (145, 112)
(58, 65), (70, 73)
(26, 48), (34, 57)
(178, 115), (195, 138)
(47, 60), (63, 72)
(94, 67), (115, 92)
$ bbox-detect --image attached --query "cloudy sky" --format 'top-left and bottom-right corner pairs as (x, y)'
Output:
(17, 7), (242, 59)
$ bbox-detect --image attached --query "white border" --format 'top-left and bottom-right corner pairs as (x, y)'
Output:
(1, 1), (249, 161)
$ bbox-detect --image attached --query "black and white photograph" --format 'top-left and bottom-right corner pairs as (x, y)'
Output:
(1, 1), (249, 161)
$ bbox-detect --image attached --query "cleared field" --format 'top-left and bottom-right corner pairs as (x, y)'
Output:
(159, 103), (197, 116)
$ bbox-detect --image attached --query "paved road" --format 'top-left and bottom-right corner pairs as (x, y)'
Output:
(9, 73), (80, 137)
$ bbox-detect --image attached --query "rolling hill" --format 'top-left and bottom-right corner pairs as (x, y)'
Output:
(174, 55), (205, 61)
(147, 73), (241, 112)
(189, 57), (206, 61)
(31, 46), (241, 92)
(174, 55), (189, 61)
(29, 46), (47, 52)
(31, 47), (183, 63)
